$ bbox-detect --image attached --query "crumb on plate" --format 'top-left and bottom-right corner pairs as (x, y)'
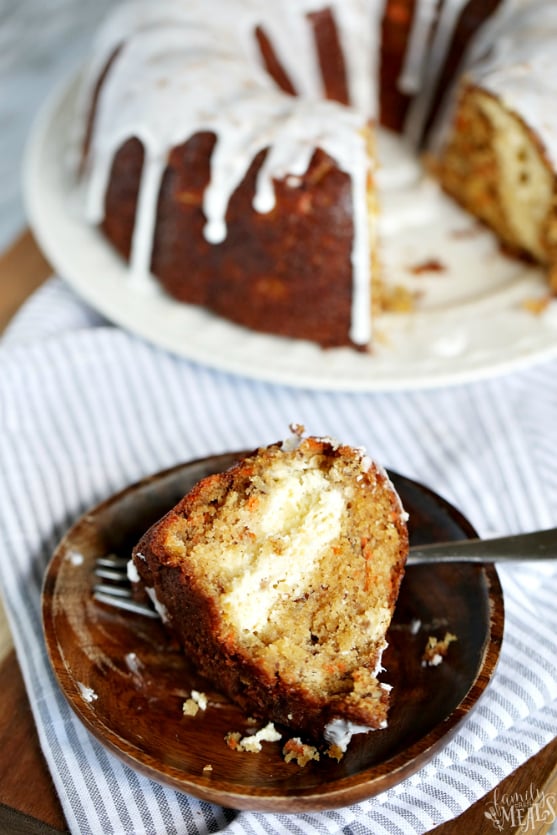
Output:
(225, 722), (282, 753)
(325, 743), (344, 762)
(522, 296), (551, 316)
(182, 690), (208, 717)
(282, 738), (320, 767)
(422, 632), (457, 666)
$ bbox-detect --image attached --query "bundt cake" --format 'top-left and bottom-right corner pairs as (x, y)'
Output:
(131, 430), (409, 748)
(75, 0), (556, 349)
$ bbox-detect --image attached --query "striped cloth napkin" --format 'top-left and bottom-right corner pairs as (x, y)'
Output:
(1, 277), (557, 835)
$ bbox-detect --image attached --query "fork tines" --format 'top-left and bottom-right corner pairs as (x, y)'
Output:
(93, 554), (158, 618)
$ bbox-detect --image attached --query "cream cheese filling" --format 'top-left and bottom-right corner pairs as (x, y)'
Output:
(220, 466), (344, 634)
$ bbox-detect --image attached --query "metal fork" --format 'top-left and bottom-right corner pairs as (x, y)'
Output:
(93, 555), (158, 617)
(93, 527), (557, 616)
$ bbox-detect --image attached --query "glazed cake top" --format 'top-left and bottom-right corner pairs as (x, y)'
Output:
(76, 0), (536, 345)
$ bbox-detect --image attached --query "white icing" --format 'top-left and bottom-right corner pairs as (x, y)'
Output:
(126, 558), (140, 584)
(124, 651), (143, 678)
(66, 549), (84, 566)
(427, 653), (443, 666)
(232, 722), (282, 752)
(375, 129), (422, 191)
(77, 682), (98, 703)
(404, 0), (471, 144)
(129, 153), (167, 285)
(430, 331), (469, 358)
(190, 690), (208, 710)
(280, 432), (303, 452)
(78, 0), (505, 346)
(324, 718), (373, 752)
(145, 586), (170, 622)
(398, 0), (438, 95)
(372, 642), (388, 677)
(410, 618), (422, 635)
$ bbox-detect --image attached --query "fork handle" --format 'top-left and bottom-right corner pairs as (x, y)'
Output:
(407, 527), (557, 565)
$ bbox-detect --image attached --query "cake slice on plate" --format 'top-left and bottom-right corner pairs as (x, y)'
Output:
(131, 428), (409, 751)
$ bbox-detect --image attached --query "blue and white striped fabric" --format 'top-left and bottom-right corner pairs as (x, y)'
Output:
(1, 277), (557, 835)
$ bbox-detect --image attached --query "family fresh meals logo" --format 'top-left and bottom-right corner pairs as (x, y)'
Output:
(484, 784), (556, 832)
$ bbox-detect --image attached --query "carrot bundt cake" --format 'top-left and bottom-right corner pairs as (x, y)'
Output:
(74, 0), (557, 349)
(130, 429), (409, 747)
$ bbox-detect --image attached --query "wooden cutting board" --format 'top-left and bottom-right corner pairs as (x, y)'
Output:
(0, 229), (556, 834)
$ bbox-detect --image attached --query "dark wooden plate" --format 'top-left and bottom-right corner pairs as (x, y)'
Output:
(42, 452), (504, 812)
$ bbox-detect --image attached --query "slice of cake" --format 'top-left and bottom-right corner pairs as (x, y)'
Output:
(131, 428), (409, 749)
(437, 83), (557, 272)
(436, 10), (557, 280)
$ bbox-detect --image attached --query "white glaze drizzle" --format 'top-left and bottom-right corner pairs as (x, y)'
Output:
(403, 0), (471, 144)
(78, 0), (500, 345)
(398, 0), (438, 95)
(324, 718), (373, 751)
(331, 0), (383, 119)
(129, 155), (167, 285)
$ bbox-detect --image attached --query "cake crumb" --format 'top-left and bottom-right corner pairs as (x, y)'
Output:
(522, 295), (551, 315)
(380, 284), (416, 313)
(225, 722), (282, 753)
(450, 224), (481, 240)
(408, 258), (446, 275)
(326, 744), (344, 762)
(422, 632), (457, 666)
(202, 764), (213, 773)
(182, 690), (208, 717)
(224, 731), (242, 750)
(183, 699), (199, 717)
(282, 738), (320, 767)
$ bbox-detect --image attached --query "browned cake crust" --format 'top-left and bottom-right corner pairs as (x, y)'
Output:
(132, 434), (408, 741)
(86, 6), (378, 350)
(102, 137), (367, 348)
